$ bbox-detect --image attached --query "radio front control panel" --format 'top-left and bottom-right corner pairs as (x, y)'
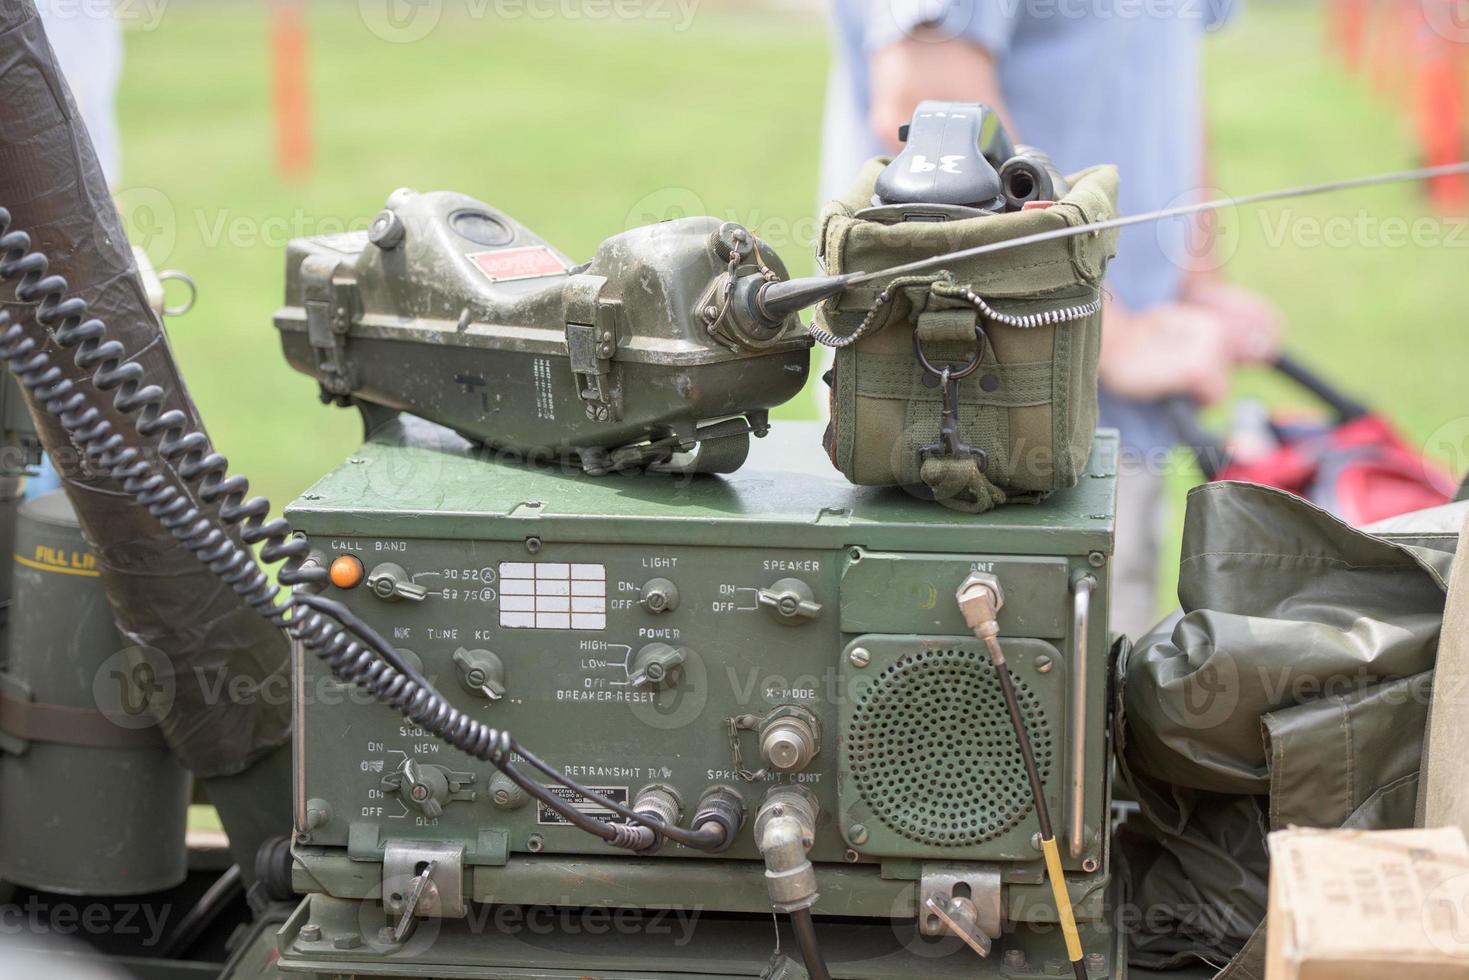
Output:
(285, 419), (1117, 918)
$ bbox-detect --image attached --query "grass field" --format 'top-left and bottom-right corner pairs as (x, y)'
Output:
(116, 0), (1466, 613)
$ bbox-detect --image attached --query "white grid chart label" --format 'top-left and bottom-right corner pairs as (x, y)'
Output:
(498, 562), (606, 630)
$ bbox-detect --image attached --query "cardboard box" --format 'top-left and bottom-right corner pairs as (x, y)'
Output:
(1420, 507), (1469, 835)
(1265, 827), (1469, 979)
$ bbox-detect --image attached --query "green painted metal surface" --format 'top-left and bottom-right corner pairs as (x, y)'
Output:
(283, 419), (1117, 955)
(0, 491), (190, 895)
(287, 419), (1117, 554)
(268, 893), (1128, 979)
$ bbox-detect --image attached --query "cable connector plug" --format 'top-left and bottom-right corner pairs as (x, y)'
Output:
(755, 785), (819, 913)
(957, 572), (1009, 667)
(956, 572), (1004, 639)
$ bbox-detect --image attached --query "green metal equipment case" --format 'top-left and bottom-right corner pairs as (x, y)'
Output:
(275, 418), (1122, 978)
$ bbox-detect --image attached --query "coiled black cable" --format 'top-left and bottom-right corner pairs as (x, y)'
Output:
(0, 207), (719, 855)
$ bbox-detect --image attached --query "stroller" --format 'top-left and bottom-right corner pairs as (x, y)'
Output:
(1168, 355), (1461, 526)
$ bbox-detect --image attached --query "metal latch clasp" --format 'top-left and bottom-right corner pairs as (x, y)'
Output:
(382, 840), (466, 935)
(918, 865), (1002, 957)
(301, 253), (358, 396)
(564, 274), (621, 422)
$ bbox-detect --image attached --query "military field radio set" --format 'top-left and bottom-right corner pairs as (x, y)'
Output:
(1, 70), (1463, 980)
(266, 102), (1118, 979)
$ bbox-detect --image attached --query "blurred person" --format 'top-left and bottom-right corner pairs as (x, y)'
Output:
(820, 0), (1283, 637)
(25, 1), (124, 498)
(37, 1), (123, 184)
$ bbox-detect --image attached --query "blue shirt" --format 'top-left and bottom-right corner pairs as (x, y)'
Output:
(820, 0), (1233, 452)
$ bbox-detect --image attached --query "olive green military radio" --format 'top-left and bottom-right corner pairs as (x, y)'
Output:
(275, 417), (1120, 978)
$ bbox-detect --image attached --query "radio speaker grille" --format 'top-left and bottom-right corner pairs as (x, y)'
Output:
(847, 646), (1054, 848)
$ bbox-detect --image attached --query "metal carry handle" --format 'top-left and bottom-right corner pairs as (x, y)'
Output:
(1067, 574), (1095, 859)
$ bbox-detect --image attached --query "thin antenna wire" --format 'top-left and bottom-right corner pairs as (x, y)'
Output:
(846, 161), (1469, 285)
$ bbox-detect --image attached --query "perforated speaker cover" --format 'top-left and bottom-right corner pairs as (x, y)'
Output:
(843, 640), (1056, 854)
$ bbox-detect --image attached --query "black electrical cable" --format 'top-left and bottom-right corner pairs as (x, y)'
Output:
(497, 758), (628, 845)
(790, 907), (832, 980)
(994, 660), (1088, 980)
(968, 591), (1089, 980)
(515, 745), (729, 850)
(293, 592), (435, 692)
(156, 865), (244, 959)
(0, 208), (712, 856)
(845, 160), (1469, 286)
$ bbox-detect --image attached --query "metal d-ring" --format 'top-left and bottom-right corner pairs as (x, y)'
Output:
(158, 269), (198, 317)
(912, 323), (986, 381)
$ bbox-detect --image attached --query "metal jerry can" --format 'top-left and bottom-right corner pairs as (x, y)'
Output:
(0, 491), (189, 894)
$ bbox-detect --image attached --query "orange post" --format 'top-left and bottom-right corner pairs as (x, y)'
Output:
(1412, 1), (1468, 211)
(1369, 0), (1412, 99)
(1416, 41), (1468, 210)
(270, 0), (312, 181)
(1332, 0), (1368, 72)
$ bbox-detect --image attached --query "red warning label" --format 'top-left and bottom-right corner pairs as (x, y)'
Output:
(468, 246), (568, 282)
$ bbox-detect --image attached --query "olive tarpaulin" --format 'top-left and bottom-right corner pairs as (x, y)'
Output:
(0, 0), (291, 881)
(1114, 481), (1462, 977)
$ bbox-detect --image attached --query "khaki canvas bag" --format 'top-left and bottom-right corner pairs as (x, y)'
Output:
(815, 158), (1121, 512)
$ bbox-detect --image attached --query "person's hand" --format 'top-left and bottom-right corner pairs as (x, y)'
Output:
(1099, 301), (1235, 405)
(868, 34), (1004, 153)
(1182, 277), (1283, 364)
